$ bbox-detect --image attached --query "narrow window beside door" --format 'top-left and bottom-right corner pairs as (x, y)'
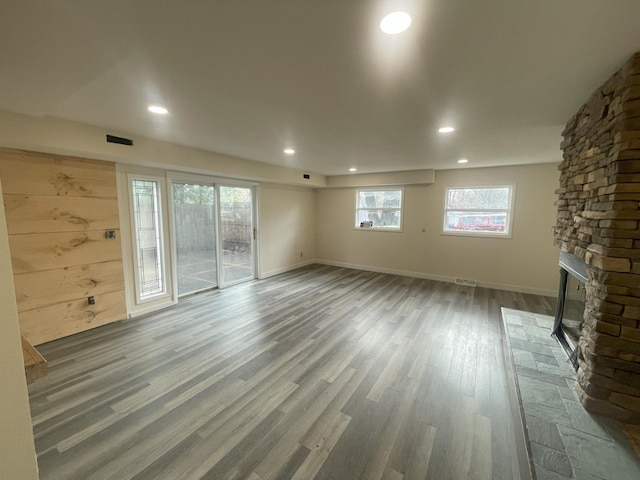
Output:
(132, 179), (165, 299)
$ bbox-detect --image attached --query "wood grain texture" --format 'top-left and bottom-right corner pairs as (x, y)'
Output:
(20, 290), (127, 346)
(22, 335), (48, 383)
(1, 148), (126, 345)
(28, 265), (556, 480)
(3, 195), (120, 234)
(0, 148), (117, 198)
(14, 261), (125, 312)
(9, 231), (123, 274)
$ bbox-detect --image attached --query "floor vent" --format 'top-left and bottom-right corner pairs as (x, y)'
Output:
(455, 278), (477, 287)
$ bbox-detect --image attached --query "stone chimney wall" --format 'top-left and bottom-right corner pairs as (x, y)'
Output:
(555, 52), (640, 423)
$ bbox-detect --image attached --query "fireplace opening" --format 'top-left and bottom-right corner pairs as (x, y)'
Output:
(552, 251), (588, 370)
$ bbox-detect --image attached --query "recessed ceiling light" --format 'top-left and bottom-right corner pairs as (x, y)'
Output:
(438, 127), (455, 133)
(458, 159), (469, 164)
(349, 168), (357, 172)
(148, 105), (168, 115)
(380, 11), (412, 35)
(284, 148), (295, 155)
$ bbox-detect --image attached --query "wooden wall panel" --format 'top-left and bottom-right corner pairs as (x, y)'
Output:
(0, 148), (127, 345)
(19, 291), (127, 346)
(13, 261), (125, 312)
(9, 231), (123, 274)
(3, 195), (120, 234)
(0, 149), (117, 197)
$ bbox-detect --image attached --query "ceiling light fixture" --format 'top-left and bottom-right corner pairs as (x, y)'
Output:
(284, 148), (295, 155)
(458, 159), (469, 164)
(148, 105), (169, 115)
(380, 11), (412, 35)
(438, 127), (455, 133)
(349, 168), (357, 172)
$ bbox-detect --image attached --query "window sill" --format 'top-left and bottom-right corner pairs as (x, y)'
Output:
(354, 227), (403, 233)
(441, 230), (512, 239)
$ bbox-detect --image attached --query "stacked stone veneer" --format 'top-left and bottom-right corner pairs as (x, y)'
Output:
(555, 52), (640, 424)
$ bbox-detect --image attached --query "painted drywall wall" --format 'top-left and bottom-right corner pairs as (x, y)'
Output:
(327, 169), (435, 187)
(0, 181), (39, 480)
(0, 110), (326, 188)
(316, 163), (560, 295)
(259, 184), (316, 277)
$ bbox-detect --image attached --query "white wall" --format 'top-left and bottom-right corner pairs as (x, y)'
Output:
(259, 184), (316, 277)
(316, 163), (560, 296)
(0, 110), (326, 188)
(0, 180), (39, 480)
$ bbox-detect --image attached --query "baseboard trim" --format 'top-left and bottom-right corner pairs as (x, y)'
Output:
(260, 259), (317, 279)
(315, 260), (556, 297)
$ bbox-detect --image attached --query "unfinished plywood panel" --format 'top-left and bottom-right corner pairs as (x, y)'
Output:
(19, 291), (127, 345)
(0, 148), (126, 345)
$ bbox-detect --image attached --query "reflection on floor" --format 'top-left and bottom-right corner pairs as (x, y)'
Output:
(502, 308), (640, 480)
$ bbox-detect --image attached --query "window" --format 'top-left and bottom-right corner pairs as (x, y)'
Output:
(355, 187), (404, 231)
(443, 186), (514, 237)
(131, 178), (166, 300)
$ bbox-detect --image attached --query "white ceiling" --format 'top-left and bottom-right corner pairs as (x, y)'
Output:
(2, 0), (640, 176)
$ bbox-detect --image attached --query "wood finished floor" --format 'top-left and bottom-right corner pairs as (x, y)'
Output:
(29, 265), (555, 480)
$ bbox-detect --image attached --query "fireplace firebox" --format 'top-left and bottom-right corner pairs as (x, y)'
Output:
(552, 252), (588, 370)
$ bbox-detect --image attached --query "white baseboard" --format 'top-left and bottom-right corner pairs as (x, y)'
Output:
(315, 259), (556, 297)
(260, 259), (317, 279)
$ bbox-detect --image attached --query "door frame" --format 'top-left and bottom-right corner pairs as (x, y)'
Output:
(167, 171), (219, 299)
(119, 166), (259, 317)
(168, 172), (258, 291)
(216, 182), (258, 288)
(116, 165), (176, 318)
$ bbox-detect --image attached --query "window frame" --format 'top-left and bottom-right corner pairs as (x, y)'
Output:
(354, 186), (405, 232)
(128, 173), (172, 305)
(441, 185), (515, 238)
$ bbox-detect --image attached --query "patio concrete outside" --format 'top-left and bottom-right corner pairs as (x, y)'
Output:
(176, 250), (252, 295)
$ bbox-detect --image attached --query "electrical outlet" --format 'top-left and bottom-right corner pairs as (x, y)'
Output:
(88, 296), (95, 305)
(105, 230), (116, 239)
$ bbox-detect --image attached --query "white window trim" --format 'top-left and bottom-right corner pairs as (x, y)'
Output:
(128, 173), (173, 305)
(354, 186), (405, 232)
(441, 184), (516, 239)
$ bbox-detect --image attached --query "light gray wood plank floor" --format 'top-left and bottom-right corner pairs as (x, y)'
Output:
(29, 265), (555, 480)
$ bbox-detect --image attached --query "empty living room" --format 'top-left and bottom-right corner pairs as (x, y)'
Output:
(2, 2), (640, 479)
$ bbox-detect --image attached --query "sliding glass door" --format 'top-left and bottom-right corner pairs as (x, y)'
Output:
(125, 171), (256, 311)
(172, 182), (218, 296)
(219, 185), (255, 286)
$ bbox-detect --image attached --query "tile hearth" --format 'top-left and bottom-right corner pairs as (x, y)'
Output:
(502, 308), (640, 480)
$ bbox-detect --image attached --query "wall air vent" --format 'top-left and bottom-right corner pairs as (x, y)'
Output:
(455, 278), (477, 287)
(106, 134), (133, 146)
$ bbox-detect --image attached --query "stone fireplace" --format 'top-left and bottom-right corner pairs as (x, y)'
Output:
(554, 52), (640, 424)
